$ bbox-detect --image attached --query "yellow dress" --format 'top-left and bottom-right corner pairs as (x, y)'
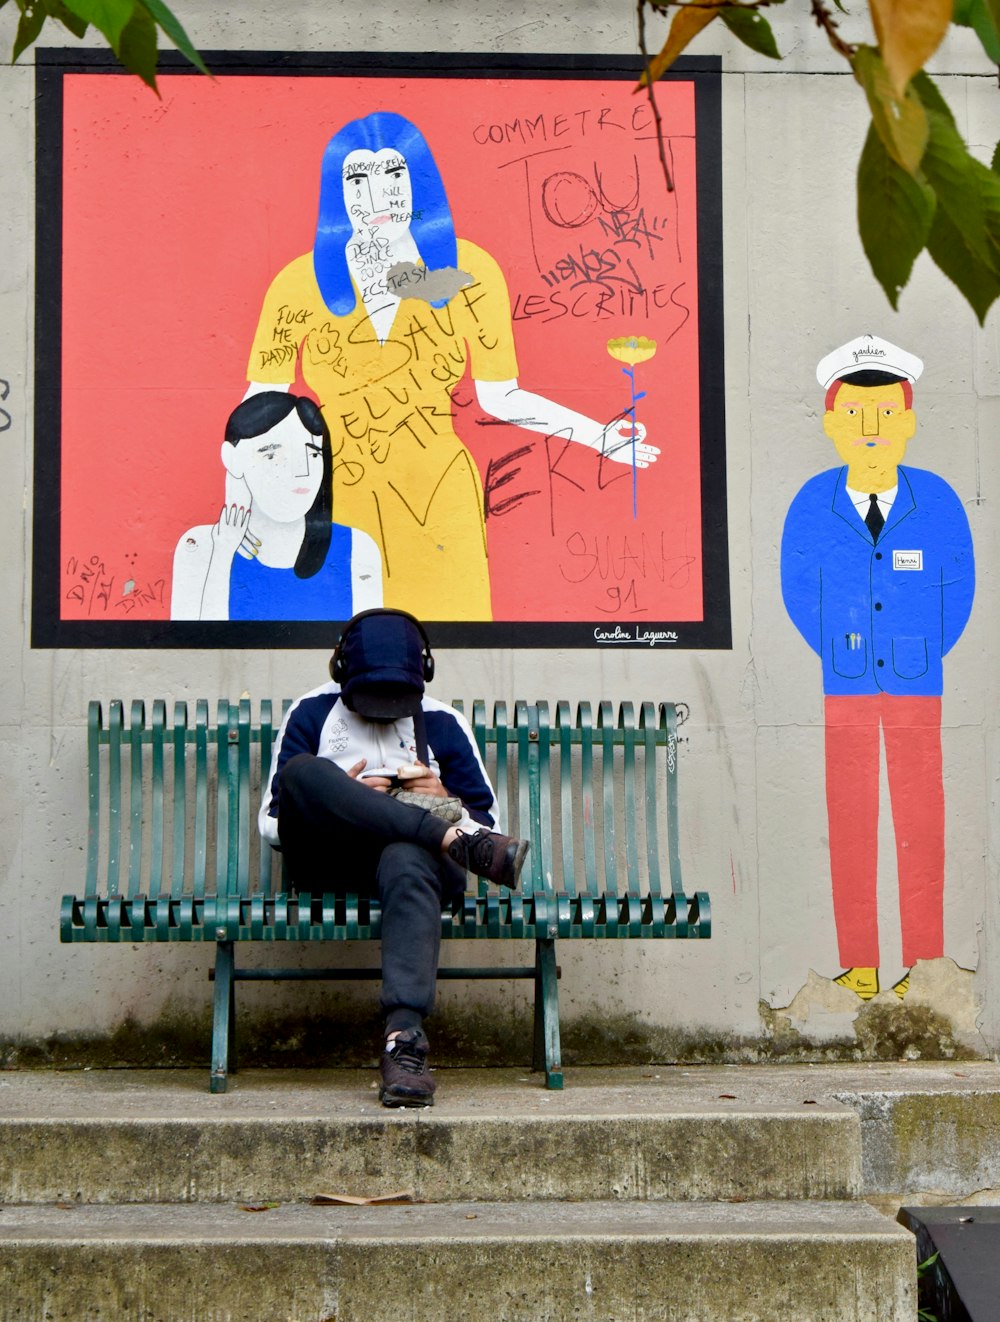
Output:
(246, 238), (519, 621)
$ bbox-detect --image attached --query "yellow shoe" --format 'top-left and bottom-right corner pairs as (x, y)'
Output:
(892, 971), (911, 1000)
(833, 967), (880, 1000)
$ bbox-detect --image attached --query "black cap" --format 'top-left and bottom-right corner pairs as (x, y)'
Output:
(338, 611), (427, 721)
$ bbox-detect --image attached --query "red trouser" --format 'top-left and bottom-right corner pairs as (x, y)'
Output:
(824, 694), (944, 969)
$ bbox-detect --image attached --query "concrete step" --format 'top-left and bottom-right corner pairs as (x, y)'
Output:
(0, 1068), (862, 1205)
(0, 1199), (915, 1322)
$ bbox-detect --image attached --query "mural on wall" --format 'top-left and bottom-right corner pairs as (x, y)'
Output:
(32, 52), (729, 648)
(780, 334), (976, 1002)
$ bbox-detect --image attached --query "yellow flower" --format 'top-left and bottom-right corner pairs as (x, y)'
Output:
(606, 335), (657, 365)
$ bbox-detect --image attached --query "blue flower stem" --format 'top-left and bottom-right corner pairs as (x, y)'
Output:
(622, 365), (638, 519)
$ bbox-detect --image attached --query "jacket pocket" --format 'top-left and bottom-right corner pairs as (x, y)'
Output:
(830, 633), (868, 678)
(891, 636), (929, 679)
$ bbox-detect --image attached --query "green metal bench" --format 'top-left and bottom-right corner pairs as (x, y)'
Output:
(60, 698), (710, 1092)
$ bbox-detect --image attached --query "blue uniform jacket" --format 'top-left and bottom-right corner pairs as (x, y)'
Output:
(780, 464), (974, 696)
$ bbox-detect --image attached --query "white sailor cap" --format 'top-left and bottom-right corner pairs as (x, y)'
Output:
(816, 334), (923, 390)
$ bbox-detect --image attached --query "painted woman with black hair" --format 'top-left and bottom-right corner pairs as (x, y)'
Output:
(170, 391), (382, 620)
(244, 111), (657, 621)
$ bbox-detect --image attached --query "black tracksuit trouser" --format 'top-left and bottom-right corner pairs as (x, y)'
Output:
(276, 753), (465, 1033)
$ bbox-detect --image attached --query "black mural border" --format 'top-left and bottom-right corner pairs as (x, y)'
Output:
(32, 49), (729, 650)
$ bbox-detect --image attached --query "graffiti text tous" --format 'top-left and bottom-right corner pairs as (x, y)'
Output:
(0, 378), (10, 433)
(593, 623), (680, 645)
(471, 104), (651, 147)
(496, 139), (690, 334)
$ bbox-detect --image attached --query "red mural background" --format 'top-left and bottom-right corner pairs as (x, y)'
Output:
(54, 66), (710, 634)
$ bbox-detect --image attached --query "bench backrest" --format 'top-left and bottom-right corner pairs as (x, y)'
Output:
(82, 699), (695, 913)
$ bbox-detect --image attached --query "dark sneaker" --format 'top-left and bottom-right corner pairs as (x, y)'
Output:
(447, 828), (529, 889)
(379, 1028), (436, 1107)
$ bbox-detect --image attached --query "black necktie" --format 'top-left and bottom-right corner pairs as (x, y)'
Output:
(865, 493), (884, 542)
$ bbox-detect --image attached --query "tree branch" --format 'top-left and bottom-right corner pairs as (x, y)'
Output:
(810, 0), (856, 61)
(638, 0), (675, 191)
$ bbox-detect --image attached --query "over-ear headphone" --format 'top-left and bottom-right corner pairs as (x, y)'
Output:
(329, 608), (435, 684)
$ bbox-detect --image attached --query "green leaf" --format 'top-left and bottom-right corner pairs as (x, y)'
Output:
(984, 0), (1000, 43)
(953, 0), (1000, 64)
(926, 190), (1000, 322)
(61, 0), (134, 49)
(992, 139), (1000, 173)
(141, 0), (208, 75)
(12, 2), (48, 62)
(853, 45), (929, 174)
(718, 7), (781, 59)
(40, 0), (89, 39)
(115, 0), (157, 88)
(915, 93), (1000, 275)
(909, 69), (956, 124)
(857, 120), (935, 307)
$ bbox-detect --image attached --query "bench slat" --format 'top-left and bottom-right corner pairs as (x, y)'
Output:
(640, 702), (663, 897)
(662, 703), (688, 932)
(514, 701), (533, 891)
(148, 701), (166, 900)
(534, 703), (554, 895)
(620, 702), (641, 896)
(215, 700), (232, 896)
(492, 702), (509, 825)
(128, 701), (145, 898)
(555, 702), (577, 898)
(598, 701), (617, 895)
(577, 703), (599, 896)
(106, 701), (123, 897)
(236, 700), (252, 896)
(191, 702), (208, 897)
(257, 699), (276, 898)
(85, 703), (102, 898)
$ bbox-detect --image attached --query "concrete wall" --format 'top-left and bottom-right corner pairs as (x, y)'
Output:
(1, 0), (996, 1066)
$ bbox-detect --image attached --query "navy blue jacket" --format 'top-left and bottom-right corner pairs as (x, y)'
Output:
(259, 685), (499, 846)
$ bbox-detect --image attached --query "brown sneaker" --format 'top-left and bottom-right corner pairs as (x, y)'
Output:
(379, 1029), (436, 1107)
(447, 827), (529, 889)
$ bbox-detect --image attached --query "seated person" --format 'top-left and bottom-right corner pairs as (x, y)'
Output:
(258, 608), (530, 1106)
(171, 392), (383, 620)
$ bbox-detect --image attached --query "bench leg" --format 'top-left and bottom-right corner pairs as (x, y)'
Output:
(210, 940), (236, 1094)
(532, 938), (564, 1090)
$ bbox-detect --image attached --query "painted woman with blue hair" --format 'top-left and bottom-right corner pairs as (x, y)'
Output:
(245, 112), (657, 620)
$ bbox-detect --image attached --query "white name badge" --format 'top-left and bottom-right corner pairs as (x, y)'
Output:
(893, 550), (923, 571)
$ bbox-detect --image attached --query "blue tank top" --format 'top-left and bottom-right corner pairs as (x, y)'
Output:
(229, 524), (354, 620)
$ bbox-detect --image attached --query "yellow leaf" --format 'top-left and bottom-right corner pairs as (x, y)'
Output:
(869, 0), (953, 98)
(639, 4), (721, 87)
